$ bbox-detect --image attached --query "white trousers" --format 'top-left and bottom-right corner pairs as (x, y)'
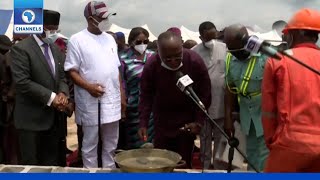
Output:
(82, 121), (119, 169)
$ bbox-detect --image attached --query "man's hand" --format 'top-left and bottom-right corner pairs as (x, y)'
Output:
(184, 123), (202, 135)
(52, 93), (68, 111)
(65, 102), (75, 117)
(121, 101), (127, 119)
(86, 83), (105, 98)
(138, 127), (148, 142)
(224, 119), (235, 138)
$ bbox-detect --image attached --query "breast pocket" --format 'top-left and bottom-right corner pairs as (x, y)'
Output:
(246, 62), (264, 92)
(216, 59), (226, 74)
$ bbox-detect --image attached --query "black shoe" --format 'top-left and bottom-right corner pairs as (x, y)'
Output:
(66, 148), (73, 155)
(193, 146), (200, 152)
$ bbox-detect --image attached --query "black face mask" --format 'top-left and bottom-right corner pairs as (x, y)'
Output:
(231, 50), (251, 60)
(0, 50), (8, 55)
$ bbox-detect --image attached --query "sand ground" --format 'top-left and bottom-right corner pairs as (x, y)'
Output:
(66, 116), (78, 151)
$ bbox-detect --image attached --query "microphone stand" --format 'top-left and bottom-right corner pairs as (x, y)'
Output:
(98, 98), (102, 167)
(182, 91), (260, 173)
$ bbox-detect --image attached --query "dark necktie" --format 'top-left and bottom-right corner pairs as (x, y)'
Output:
(42, 43), (54, 75)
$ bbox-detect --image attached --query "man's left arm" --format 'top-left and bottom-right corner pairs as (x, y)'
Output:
(119, 70), (127, 119)
(261, 59), (278, 149)
(57, 51), (69, 97)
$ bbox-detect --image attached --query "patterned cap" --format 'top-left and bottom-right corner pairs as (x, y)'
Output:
(84, 1), (116, 19)
(167, 27), (181, 36)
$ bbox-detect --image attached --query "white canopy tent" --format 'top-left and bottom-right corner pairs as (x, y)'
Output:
(180, 26), (201, 43)
(108, 23), (131, 43)
(246, 26), (283, 46)
(108, 24), (158, 43)
(108, 24), (203, 44)
(4, 13), (13, 40)
(141, 24), (157, 42)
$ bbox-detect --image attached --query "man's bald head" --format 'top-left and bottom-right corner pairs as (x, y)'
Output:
(224, 24), (251, 60)
(158, 31), (182, 46)
(157, 31), (183, 70)
(224, 24), (248, 50)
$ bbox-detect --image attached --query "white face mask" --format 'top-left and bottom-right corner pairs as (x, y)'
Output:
(161, 61), (183, 71)
(134, 44), (148, 54)
(92, 18), (111, 32)
(43, 30), (59, 44)
(204, 40), (214, 49)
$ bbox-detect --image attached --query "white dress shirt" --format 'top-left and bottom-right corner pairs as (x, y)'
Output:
(33, 35), (56, 106)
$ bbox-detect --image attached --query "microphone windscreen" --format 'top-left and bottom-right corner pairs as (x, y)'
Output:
(241, 34), (250, 46)
(176, 71), (184, 80)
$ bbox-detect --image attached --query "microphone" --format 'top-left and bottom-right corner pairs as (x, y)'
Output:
(176, 71), (206, 110)
(242, 35), (282, 60)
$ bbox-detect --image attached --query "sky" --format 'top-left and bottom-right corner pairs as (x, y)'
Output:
(1, 0), (320, 37)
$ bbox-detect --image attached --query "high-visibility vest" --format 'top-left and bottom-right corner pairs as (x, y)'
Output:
(225, 53), (261, 101)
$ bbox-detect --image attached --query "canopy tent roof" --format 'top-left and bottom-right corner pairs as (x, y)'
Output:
(246, 25), (282, 46)
(141, 24), (157, 42)
(180, 26), (201, 43)
(108, 23), (131, 42)
(108, 24), (158, 43)
(5, 22), (13, 40)
(108, 24), (202, 44)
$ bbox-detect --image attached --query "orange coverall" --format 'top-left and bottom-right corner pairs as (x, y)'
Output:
(262, 43), (320, 172)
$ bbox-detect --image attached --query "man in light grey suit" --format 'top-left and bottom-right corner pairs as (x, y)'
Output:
(192, 21), (227, 169)
(10, 10), (69, 166)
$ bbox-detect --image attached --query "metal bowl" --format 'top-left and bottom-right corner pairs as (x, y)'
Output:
(114, 149), (186, 173)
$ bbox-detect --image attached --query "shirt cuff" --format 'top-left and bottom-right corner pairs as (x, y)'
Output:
(47, 92), (56, 106)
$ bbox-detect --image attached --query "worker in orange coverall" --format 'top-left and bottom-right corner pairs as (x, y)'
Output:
(262, 8), (320, 172)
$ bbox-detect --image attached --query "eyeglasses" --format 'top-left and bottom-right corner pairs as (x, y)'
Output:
(162, 53), (183, 63)
(135, 39), (149, 45)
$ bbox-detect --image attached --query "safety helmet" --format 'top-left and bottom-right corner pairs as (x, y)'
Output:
(283, 8), (320, 34)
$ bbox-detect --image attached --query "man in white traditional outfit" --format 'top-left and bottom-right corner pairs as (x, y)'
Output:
(64, 1), (125, 168)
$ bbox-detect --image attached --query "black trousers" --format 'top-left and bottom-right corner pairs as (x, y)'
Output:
(117, 120), (126, 150)
(18, 114), (66, 166)
(154, 131), (195, 169)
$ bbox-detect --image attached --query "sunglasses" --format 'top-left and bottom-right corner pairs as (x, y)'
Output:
(135, 39), (149, 45)
(44, 28), (61, 34)
(162, 53), (183, 63)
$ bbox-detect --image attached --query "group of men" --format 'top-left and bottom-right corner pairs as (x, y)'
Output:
(1, 0), (320, 172)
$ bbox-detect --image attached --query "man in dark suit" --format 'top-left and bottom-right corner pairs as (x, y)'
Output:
(10, 10), (69, 166)
(0, 35), (19, 165)
(0, 35), (13, 163)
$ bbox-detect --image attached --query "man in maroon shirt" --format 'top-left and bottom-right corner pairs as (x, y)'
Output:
(138, 31), (211, 168)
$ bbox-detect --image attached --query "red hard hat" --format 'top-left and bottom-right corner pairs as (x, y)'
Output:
(283, 8), (320, 34)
